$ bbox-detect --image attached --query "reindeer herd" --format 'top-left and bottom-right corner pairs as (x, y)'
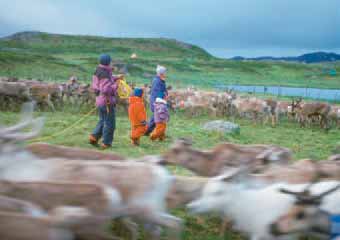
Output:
(0, 77), (94, 111)
(167, 88), (340, 129)
(0, 103), (340, 240)
(1, 76), (339, 129)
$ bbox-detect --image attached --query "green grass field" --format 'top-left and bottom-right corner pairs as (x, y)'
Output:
(0, 109), (339, 240)
(1, 31), (340, 90)
(0, 31), (339, 239)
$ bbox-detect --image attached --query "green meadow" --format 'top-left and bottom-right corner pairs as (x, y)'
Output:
(0, 31), (339, 239)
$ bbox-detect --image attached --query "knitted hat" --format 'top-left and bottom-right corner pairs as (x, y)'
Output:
(133, 88), (143, 97)
(99, 54), (112, 66)
(156, 65), (166, 75)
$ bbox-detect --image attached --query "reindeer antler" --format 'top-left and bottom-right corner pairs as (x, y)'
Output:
(0, 102), (44, 143)
(176, 138), (193, 146)
(280, 184), (340, 205)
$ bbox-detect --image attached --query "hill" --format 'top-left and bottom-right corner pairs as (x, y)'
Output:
(0, 31), (340, 89)
(231, 51), (340, 64)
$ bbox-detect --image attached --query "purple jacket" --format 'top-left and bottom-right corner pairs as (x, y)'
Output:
(154, 98), (169, 123)
(150, 76), (167, 112)
(92, 64), (119, 107)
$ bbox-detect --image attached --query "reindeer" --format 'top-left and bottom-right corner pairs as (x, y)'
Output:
(264, 99), (278, 126)
(26, 143), (125, 161)
(166, 176), (208, 209)
(329, 105), (340, 128)
(0, 103), (182, 240)
(187, 167), (340, 240)
(161, 139), (292, 177)
(0, 206), (120, 240)
(0, 181), (130, 240)
(29, 83), (63, 111)
(275, 101), (295, 123)
(270, 183), (340, 239)
(231, 97), (271, 124)
(293, 98), (331, 129)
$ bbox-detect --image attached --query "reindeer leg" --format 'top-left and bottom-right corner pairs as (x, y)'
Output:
(46, 95), (55, 112)
(219, 218), (232, 237)
(141, 212), (183, 240)
(121, 218), (139, 240)
(144, 223), (162, 240)
(271, 114), (276, 127)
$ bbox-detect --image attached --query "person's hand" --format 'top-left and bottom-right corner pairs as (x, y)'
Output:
(117, 74), (125, 80)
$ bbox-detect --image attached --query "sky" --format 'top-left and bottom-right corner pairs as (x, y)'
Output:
(0, 0), (339, 58)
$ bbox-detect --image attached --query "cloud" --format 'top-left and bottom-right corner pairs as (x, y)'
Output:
(0, 0), (339, 57)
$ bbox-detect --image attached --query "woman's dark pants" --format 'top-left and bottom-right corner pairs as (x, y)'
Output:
(92, 105), (115, 146)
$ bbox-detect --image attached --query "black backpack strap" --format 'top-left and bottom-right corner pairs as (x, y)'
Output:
(94, 67), (111, 80)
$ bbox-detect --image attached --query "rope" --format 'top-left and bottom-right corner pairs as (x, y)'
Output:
(30, 107), (97, 143)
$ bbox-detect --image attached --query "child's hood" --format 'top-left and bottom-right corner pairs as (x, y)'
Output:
(155, 97), (167, 104)
(129, 96), (143, 104)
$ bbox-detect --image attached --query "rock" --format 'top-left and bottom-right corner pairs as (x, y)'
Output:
(203, 120), (240, 134)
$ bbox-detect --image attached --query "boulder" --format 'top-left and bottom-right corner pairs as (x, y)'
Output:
(203, 120), (240, 134)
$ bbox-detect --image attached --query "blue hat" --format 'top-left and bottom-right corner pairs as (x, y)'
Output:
(133, 88), (143, 97)
(99, 54), (112, 66)
(157, 92), (165, 99)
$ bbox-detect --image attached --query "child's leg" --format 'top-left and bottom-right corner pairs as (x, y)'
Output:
(150, 123), (166, 141)
(159, 124), (167, 141)
(131, 125), (148, 145)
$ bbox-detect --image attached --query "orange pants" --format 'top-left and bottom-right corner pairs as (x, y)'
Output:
(150, 123), (167, 141)
(131, 125), (148, 141)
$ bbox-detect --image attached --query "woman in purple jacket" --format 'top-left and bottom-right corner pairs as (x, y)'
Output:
(89, 54), (121, 149)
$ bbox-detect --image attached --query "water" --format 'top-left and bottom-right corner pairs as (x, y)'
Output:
(215, 84), (340, 101)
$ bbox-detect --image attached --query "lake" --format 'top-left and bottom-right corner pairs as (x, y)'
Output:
(215, 84), (340, 101)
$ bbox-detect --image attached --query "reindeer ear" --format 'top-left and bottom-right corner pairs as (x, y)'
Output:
(217, 166), (251, 183)
(174, 138), (193, 147)
(255, 149), (272, 162)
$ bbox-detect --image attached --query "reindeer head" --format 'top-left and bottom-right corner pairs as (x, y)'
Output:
(291, 98), (303, 113)
(161, 138), (195, 166)
(270, 183), (340, 236)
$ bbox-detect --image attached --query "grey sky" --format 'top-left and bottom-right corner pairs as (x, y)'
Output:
(0, 0), (339, 57)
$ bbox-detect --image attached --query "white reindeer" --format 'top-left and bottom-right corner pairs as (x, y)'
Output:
(187, 168), (340, 240)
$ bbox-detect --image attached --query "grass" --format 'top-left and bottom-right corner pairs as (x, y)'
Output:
(1, 31), (340, 90)
(0, 31), (339, 239)
(1, 110), (338, 160)
(0, 108), (339, 239)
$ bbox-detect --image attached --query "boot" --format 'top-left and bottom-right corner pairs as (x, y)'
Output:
(101, 143), (111, 150)
(131, 138), (140, 146)
(89, 134), (98, 146)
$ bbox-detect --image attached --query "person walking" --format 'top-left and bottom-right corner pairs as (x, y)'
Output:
(128, 88), (148, 146)
(89, 54), (122, 149)
(145, 65), (168, 135)
(150, 92), (169, 141)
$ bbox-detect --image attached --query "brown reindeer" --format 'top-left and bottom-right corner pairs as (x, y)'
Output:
(293, 99), (331, 129)
(161, 139), (292, 176)
(232, 97), (271, 124)
(0, 181), (128, 240)
(166, 176), (208, 209)
(26, 143), (125, 161)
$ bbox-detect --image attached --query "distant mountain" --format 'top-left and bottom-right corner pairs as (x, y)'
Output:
(230, 52), (340, 63)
